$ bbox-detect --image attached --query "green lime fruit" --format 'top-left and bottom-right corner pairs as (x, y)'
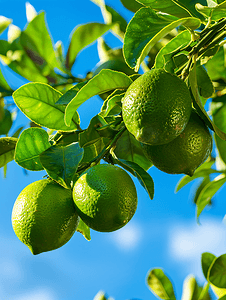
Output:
(120, 0), (143, 12)
(73, 164), (137, 232)
(122, 68), (192, 145)
(12, 179), (79, 255)
(0, 109), (12, 135)
(141, 110), (213, 176)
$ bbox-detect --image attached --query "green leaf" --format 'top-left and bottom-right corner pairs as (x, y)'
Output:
(196, 174), (226, 221)
(26, 2), (37, 22)
(14, 127), (51, 171)
(210, 1), (226, 21)
(172, 0), (208, 19)
(0, 40), (48, 83)
(175, 160), (216, 192)
(66, 23), (114, 69)
(147, 268), (176, 300)
(196, 65), (214, 99)
(55, 81), (87, 105)
(181, 275), (202, 300)
(114, 130), (152, 171)
(0, 65), (13, 94)
(205, 46), (226, 81)
(137, 0), (192, 18)
(123, 7), (201, 71)
(20, 12), (59, 72)
(76, 219), (91, 241)
(101, 93), (124, 117)
(81, 138), (107, 164)
(189, 63), (226, 141)
(0, 137), (17, 168)
(40, 142), (84, 189)
(155, 30), (191, 69)
(13, 82), (80, 131)
(213, 104), (226, 165)
(65, 70), (132, 126)
(193, 176), (211, 204)
(198, 283), (211, 300)
(112, 156), (154, 199)
(0, 16), (12, 35)
(202, 252), (216, 280)
(105, 5), (127, 38)
(208, 254), (226, 288)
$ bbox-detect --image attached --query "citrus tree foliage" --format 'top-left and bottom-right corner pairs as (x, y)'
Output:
(1, 0), (226, 296)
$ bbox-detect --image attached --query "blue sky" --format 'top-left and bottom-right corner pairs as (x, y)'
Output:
(1, 1), (226, 300)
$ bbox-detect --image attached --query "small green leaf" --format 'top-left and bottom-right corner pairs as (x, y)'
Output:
(175, 160), (216, 192)
(172, 0), (207, 19)
(0, 16), (12, 35)
(66, 23), (114, 69)
(196, 174), (226, 221)
(40, 142), (84, 188)
(202, 252), (216, 280)
(55, 82), (87, 105)
(0, 137), (17, 168)
(147, 268), (176, 300)
(112, 156), (154, 199)
(205, 46), (226, 81)
(76, 218), (91, 241)
(65, 70), (132, 126)
(14, 127), (51, 171)
(198, 283), (211, 300)
(189, 64), (226, 141)
(196, 65), (214, 99)
(208, 254), (226, 288)
(155, 30), (191, 69)
(211, 2), (226, 21)
(123, 7), (200, 71)
(81, 138), (107, 164)
(114, 130), (152, 171)
(181, 275), (202, 300)
(25, 2), (38, 22)
(20, 12), (59, 72)
(13, 82), (80, 131)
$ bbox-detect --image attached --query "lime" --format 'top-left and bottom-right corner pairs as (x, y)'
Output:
(12, 179), (79, 255)
(73, 164), (137, 232)
(122, 68), (192, 145)
(141, 110), (213, 176)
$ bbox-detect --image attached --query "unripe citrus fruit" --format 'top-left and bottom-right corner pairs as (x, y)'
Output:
(73, 164), (137, 232)
(12, 179), (79, 255)
(122, 68), (192, 145)
(141, 110), (212, 176)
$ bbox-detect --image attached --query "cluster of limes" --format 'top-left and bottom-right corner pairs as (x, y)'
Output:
(11, 68), (212, 255)
(12, 164), (137, 255)
(122, 68), (213, 176)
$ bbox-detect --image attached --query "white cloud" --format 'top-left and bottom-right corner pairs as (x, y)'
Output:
(110, 222), (142, 251)
(11, 288), (56, 300)
(168, 217), (226, 279)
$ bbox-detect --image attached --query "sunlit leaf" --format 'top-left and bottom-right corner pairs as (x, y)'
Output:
(0, 137), (17, 168)
(181, 275), (202, 300)
(66, 23), (114, 69)
(0, 16), (12, 35)
(208, 254), (226, 288)
(114, 130), (152, 171)
(65, 70), (132, 126)
(202, 252), (216, 280)
(196, 65), (214, 99)
(175, 160), (216, 192)
(40, 142), (84, 189)
(155, 30), (191, 69)
(123, 7), (201, 71)
(196, 174), (226, 221)
(147, 268), (176, 300)
(14, 127), (51, 171)
(76, 219), (91, 241)
(26, 2), (38, 22)
(20, 12), (59, 73)
(13, 82), (80, 131)
(189, 64), (226, 141)
(137, 0), (191, 18)
(112, 155), (154, 199)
